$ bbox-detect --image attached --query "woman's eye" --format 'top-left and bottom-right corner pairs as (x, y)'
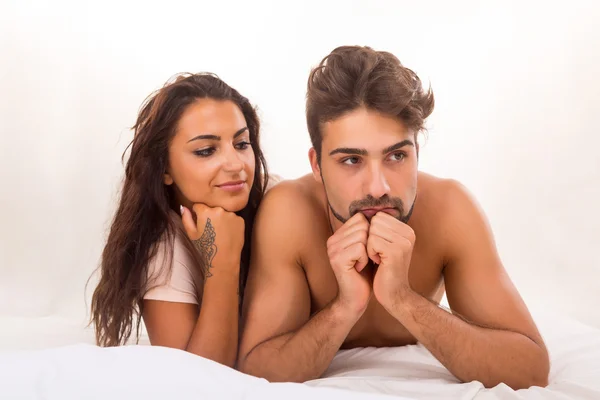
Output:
(342, 157), (360, 165)
(235, 141), (251, 150)
(194, 148), (215, 157)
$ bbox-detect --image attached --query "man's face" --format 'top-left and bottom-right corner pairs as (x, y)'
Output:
(310, 107), (418, 224)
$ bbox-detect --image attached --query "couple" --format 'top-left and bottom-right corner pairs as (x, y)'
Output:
(90, 45), (550, 390)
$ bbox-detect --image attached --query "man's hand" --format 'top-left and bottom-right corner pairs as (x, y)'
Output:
(368, 211), (416, 310)
(327, 212), (372, 317)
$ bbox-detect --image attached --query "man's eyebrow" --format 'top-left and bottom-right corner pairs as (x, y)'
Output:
(329, 147), (368, 156)
(328, 140), (414, 156)
(382, 140), (414, 154)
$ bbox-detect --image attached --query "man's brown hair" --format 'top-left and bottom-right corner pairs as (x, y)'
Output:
(306, 45), (435, 161)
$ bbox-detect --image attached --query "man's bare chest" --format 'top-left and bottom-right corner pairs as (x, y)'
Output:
(303, 244), (445, 348)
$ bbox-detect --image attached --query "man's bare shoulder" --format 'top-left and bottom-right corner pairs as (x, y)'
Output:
(417, 172), (477, 218)
(256, 174), (324, 230)
(417, 172), (492, 253)
(251, 174), (326, 267)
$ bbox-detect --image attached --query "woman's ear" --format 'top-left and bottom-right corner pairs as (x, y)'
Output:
(164, 172), (174, 185)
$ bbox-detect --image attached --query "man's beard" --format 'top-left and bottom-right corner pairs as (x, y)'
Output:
(320, 171), (417, 224)
(327, 193), (415, 224)
(319, 170), (415, 225)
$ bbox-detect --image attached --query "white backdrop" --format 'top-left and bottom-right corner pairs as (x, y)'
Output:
(1, 0), (599, 349)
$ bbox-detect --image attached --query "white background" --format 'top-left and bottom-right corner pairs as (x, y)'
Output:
(0, 0), (598, 349)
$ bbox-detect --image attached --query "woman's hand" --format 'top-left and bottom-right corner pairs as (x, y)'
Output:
(180, 204), (245, 278)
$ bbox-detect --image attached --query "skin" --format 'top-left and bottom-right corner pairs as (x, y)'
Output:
(142, 98), (255, 368)
(238, 107), (550, 389)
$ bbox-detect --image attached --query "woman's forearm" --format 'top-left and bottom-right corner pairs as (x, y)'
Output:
(185, 260), (240, 367)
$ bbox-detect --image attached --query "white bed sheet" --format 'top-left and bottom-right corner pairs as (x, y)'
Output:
(1, 310), (598, 400)
(0, 344), (404, 400)
(307, 310), (600, 399)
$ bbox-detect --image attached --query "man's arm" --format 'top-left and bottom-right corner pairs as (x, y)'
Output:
(237, 183), (360, 382)
(379, 181), (549, 389)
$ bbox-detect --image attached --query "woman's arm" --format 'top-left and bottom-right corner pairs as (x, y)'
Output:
(143, 258), (240, 367)
(143, 204), (244, 367)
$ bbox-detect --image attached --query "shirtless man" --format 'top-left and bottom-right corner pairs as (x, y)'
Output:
(238, 46), (550, 390)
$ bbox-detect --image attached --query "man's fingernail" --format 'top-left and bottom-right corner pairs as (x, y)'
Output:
(180, 205), (184, 215)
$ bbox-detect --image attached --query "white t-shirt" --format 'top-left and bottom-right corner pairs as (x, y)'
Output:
(144, 213), (202, 304)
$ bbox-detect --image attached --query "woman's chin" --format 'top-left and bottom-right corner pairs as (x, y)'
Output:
(218, 198), (249, 213)
(185, 194), (249, 213)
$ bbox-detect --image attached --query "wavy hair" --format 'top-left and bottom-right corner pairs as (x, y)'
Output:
(89, 73), (268, 346)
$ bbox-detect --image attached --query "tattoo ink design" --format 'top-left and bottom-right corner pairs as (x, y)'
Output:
(193, 218), (217, 278)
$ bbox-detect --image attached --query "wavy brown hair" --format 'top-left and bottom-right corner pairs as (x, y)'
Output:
(89, 73), (268, 347)
(306, 45), (435, 161)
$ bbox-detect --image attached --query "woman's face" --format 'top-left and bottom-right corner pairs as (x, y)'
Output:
(164, 98), (255, 213)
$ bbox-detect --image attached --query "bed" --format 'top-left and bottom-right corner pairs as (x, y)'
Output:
(1, 309), (599, 400)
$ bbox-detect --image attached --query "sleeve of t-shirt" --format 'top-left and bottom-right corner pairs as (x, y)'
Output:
(144, 239), (198, 305)
(266, 173), (282, 191)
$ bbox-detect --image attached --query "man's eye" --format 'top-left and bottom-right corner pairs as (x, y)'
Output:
(390, 152), (406, 161)
(342, 157), (360, 165)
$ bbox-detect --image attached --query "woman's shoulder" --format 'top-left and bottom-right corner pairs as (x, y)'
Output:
(144, 210), (202, 304)
(264, 173), (283, 192)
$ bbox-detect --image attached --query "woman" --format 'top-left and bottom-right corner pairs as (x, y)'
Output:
(90, 73), (270, 368)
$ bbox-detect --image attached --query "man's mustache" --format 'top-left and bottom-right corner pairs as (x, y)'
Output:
(348, 195), (405, 217)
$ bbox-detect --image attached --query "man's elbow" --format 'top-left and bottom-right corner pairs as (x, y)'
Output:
(480, 369), (548, 391)
(526, 354), (550, 389)
(505, 369), (549, 390)
(236, 349), (271, 380)
(530, 372), (549, 389)
(237, 349), (309, 383)
(235, 352), (253, 376)
(505, 347), (550, 390)
(237, 356), (284, 382)
(473, 343), (549, 390)
(527, 344), (550, 388)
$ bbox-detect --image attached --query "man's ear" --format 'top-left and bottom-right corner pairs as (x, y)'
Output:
(308, 148), (323, 183)
(164, 172), (174, 185)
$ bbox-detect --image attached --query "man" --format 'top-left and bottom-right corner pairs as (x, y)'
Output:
(237, 46), (550, 389)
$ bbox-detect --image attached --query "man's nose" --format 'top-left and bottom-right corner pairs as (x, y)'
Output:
(366, 164), (390, 199)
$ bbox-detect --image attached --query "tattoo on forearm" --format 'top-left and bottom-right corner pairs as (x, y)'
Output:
(193, 218), (217, 278)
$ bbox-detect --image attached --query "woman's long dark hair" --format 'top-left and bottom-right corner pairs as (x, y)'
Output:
(89, 73), (268, 347)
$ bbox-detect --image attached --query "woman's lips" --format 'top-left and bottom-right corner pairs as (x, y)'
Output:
(217, 181), (246, 192)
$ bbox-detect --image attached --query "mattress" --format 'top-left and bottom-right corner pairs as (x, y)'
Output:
(1, 309), (598, 400)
